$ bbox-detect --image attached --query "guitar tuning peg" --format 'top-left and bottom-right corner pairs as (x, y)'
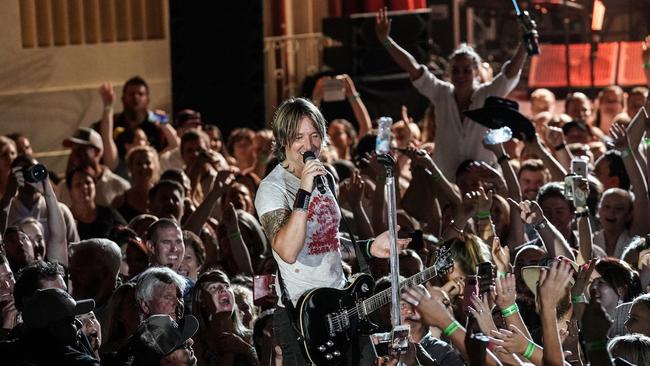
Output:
(318, 345), (326, 352)
(326, 340), (334, 347)
(325, 354), (333, 360)
(333, 351), (341, 357)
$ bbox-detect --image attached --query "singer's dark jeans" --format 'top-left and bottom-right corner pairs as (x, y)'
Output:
(273, 305), (374, 366)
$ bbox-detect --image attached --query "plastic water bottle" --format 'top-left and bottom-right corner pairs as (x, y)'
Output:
(376, 116), (393, 155)
(483, 126), (513, 145)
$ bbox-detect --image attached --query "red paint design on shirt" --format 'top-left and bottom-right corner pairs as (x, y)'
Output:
(306, 194), (340, 255)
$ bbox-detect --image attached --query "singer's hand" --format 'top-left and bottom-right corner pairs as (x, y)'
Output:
(300, 159), (326, 192)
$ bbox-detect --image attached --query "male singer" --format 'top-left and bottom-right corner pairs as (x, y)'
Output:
(255, 97), (408, 365)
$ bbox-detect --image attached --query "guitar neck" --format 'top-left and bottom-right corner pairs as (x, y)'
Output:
(363, 265), (438, 315)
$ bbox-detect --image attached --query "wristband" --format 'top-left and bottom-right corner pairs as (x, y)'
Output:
(365, 239), (375, 258)
(644, 61), (650, 69)
(554, 143), (566, 151)
(450, 221), (464, 235)
(575, 209), (589, 218)
(293, 189), (311, 211)
(376, 175), (386, 183)
(500, 303), (519, 318)
(523, 342), (535, 359)
(571, 294), (587, 304)
(620, 148), (632, 158)
(534, 219), (547, 230)
(645, 138), (650, 146)
(228, 231), (241, 241)
(103, 105), (114, 113)
(497, 154), (511, 164)
(584, 340), (608, 352)
(443, 320), (460, 337)
(382, 39), (393, 49)
(477, 210), (491, 220)
(497, 271), (507, 278)
(431, 172), (443, 182)
(347, 92), (360, 102)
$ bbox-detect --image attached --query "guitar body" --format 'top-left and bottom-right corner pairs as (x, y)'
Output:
(296, 273), (376, 365)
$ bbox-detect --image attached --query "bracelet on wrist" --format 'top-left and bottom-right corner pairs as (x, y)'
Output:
(497, 271), (508, 278)
(554, 143), (566, 151)
(376, 175), (386, 183)
(619, 148), (632, 158)
(571, 294), (587, 304)
(584, 340), (608, 352)
(644, 138), (650, 146)
(228, 231), (241, 241)
(644, 61), (650, 69)
(347, 92), (360, 102)
(431, 172), (443, 182)
(382, 39), (393, 49)
(365, 239), (374, 258)
(450, 220), (464, 235)
(534, 219), (547, 230)
(575, 208), (589, 218)
(500, 303), (519, 318)
(523, 342), (535, 359)
(443, 320), (460, 337)
(477, 210), (491, 220)
(293, 189), (311, 211)
(497, 154), (511, 164)
(103, 105), (114, 112)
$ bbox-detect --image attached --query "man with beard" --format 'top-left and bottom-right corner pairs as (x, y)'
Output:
(56, 127), (130, 207)
(518, 159), (550, 201)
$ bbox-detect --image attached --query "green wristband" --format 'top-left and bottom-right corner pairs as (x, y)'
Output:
(571, 294), (587, 304)
(644, 61), (650, 69)
(443, 320), (460, 337)
(347, 92), (360, 102)
(228, 231), (241, 241)
(500, 303), (519, 318)
(585, 340), (608, 352)
(645, 138), (650, 146)
(382, 39), (393, 49)
(431, 172), (443, 182)
(477, 211), (491, 220)
(365, 239), (374, 258)
(620, 148), (632, 158)
(497, 271), (507, 278)
(523, 342), (535, 359)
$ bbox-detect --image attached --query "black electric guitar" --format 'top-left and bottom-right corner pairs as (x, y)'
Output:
(294, 247), (453, 365)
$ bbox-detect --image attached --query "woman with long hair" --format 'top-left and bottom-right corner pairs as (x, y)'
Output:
(191, 269), (258, 366)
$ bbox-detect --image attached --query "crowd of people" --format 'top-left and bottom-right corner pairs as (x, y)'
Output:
(1, 8), (650, 366)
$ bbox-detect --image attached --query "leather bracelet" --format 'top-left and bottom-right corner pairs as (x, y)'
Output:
(534, 219), (547, 230)
(554, 143), (566, 151)
(293, 189), (311, 211)
(497, 154), (511, 164)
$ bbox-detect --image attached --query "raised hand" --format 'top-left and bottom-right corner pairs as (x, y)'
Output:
(491, 237), (511, 274)
(490, 325), (534, 355)
(545, 125), (566, 149)
(311, 76), (330, 103)
(337, 74), (358, 98)
(99, 82), (115, 107)
(494, 273), (517, 310)
(516, 200), (545, 226)
(459, 190), (481, 221)
(340, 169), (365, 206)
(468, 294), (498, 335)
(609, 122), (630, 149)
(572, 259), (595, 298)
(402, 285), (453, 329)
(375, 7), (391, 42)
(476, 186), (493, 214)
(537, 260), (574, 310)
(441, 277), (465, 299)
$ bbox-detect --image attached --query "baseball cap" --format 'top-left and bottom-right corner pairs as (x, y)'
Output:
(174, 109), (202, 128)
(521, 256), (579, 298)
(63, 127), (104, 151)
(128, 315), (199, 365)
(22, 288), (95, 329)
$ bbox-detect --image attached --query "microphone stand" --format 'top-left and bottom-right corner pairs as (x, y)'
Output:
(378, 153), (407, 356)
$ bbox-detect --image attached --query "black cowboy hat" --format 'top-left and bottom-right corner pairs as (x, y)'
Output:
(464, 96), (536, 141)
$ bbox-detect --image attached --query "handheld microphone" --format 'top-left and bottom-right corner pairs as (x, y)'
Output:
(302, 151), (327, 194)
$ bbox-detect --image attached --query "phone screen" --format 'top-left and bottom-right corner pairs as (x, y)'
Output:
(463, 276), (480, 314)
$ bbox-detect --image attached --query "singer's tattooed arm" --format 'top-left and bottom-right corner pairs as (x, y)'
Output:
(260, 208), (291, 242)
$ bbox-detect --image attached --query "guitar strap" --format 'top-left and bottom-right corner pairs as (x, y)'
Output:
(323, 172), (370, 275)
(275, 269), (304, 342)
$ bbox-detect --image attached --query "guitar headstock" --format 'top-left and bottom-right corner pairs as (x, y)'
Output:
(432, 245), (454, 275)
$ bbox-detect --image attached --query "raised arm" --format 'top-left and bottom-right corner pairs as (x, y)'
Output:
(222, 202), (254, 276)
(340, 75), (372, 137)
(339, 170), (374, 238)
(515, 200), (574, 261)
(42, 178), (68, 267)
(538, 261), (572, 366)
(183, 170), (233, 235)
(0, 169), (20, 235)
(99, 83), (119, 172)
(524, 134), (567, 182)
(611, 122), (650, 235)
(155, 113), (181, 155)
(375, 7), (424, 80)
(504, 43), (527, 79)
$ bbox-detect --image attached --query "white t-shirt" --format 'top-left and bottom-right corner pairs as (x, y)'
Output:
(412, 62), (521, 181)
(255, 164), (346, 305)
